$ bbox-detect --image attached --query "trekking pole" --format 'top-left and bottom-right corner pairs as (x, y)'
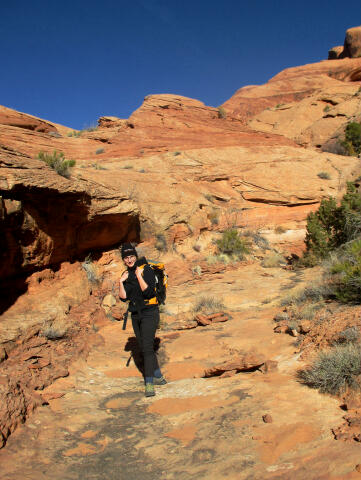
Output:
(122, 307), (129, 330)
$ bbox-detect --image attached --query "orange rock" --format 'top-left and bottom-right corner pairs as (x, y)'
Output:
(195, 314), (212, 326)
(262, 414), (273, 423)
(274, 325), (289, 334)
(204, 352), (266, 377)
(299, 320), (311, 334)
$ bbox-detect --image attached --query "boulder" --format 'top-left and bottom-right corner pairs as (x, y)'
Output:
(204, 352), (266, 377)
(328, 46), (344, 59)
(343, 26), (361, 59)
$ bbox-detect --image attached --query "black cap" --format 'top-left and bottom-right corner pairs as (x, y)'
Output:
(121, 243), (138, 259)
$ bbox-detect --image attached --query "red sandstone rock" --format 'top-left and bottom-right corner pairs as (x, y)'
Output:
(262, 414), (273, 423)
(204, 352), (266, 377)
(299, 320), (311, 334)
(41, 392), (65, 403)
(195, 314), (212, 326)
(274, 325), (289, 334)
(211, 315), (229, 324)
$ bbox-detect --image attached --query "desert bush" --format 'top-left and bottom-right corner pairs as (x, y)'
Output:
(304, 183), (361, 260)
(81, 255), (100, 284)
(341, 122), (361, 156)
(48, 131), (62, 138)
(37, 150), (75, 178)
(335, 326), (360, 345)
(81, 126), (97, 133)
(92, 163), (107, 170)
(192, 265), (202, 276)
(67, 130), (81, 137)
(95, 148), (105, 155)
(217, 107), (227, 119)
(42, 322), (68, 340)
(280, 283), (331, 306)
(328, 239), (361, 303)
(174, 151), (181, 156)
(193, 296), (225, 314)
(261, 252), (285, 268)
(298, 344), (361, 395)
(317, 172), (331, 180)
(243, 230), (269, 250)
(216, 228), (251, 260)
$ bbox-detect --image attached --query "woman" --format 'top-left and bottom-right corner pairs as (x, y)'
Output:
(119, 243), (166, 397)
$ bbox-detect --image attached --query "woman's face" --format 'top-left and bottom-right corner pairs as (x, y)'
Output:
(123, 255), (137, 268)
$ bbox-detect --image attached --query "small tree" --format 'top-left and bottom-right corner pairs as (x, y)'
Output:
(217, 107), (227, 119)
(341, 122), (361, 156)
(305, 183), (361, 259)
(216, 228), (251, 260)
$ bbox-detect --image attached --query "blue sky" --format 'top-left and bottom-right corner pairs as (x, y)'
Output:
(1, 0), (360, 129)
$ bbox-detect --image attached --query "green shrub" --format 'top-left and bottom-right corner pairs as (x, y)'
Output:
(67, 130), (81, 137)
(323, 105), (331, 113)
(37, 150), (75, 178)
(298, 344), (361, 395)
(193, 296), (225, 314)
(95, 148), (105, 155)
(329, 239), (361, 303)
(341, 122), (361, 156)
(216, 228), (251, 260)
(217, 107), (227, 119)
(317, 172), (331, 180)
(304, 183), (361, 259)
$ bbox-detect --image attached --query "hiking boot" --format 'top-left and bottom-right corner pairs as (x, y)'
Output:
(153, 376), (167, 385)
(145, 383), (155, 397)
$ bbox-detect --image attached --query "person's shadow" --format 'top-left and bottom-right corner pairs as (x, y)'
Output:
(124, 337), (161, 376)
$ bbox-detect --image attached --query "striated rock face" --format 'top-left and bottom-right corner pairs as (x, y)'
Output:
(0, 148), (139, 281)
(222, 57), (361, 122)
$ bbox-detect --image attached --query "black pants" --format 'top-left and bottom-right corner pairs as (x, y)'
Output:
(131, 307), (160, 379)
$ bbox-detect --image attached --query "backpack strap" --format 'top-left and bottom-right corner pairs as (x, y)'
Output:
(138, 264), (158, 305)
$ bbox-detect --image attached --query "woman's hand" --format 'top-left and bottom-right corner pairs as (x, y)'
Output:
(120, 271), (129, 283)
(135, 266), (148, 291)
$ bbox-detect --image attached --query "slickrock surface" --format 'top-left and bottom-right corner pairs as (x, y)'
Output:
(2, 55), (361, 281)
(2, 31), (361, 479)
(2, 254), (361, 480)
(222, 57), (361, 121)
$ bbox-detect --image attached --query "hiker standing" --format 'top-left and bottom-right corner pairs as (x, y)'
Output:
(119, 243), (166, 397)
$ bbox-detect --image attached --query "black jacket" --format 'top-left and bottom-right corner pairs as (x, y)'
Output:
(121, 259), (156, 313)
